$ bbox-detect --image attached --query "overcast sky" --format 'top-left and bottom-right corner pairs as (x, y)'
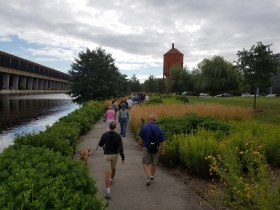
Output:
(0, 0), (279, 82)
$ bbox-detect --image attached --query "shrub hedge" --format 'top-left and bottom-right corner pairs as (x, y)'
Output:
(157, 113), (230, 140)
(0, 101), (106, 209)
(174, 95), (189, 103)
(0, 146), (105, 210)
(145, 97), (163, 105)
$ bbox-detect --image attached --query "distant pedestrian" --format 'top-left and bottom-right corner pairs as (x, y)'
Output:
(137, 93), (141, 105)
(114, 100), (119, 114)
(98, 121), (125, 199)
(118, 103), (129, 137)
(111, 100), (117, 113)
(118, 100), (125, 110)
(126, 97), (133, 110)
(145, 94), (149, 101)
(105, 106), (116, 131)
(138, 114), (165, 186)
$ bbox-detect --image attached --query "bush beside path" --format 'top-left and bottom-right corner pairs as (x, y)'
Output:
(73, 117), (214, 210)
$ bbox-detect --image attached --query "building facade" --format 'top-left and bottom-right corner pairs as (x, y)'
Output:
(0, 51), (71, 95)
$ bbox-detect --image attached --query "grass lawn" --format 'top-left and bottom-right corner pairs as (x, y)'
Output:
(187, 96), (280, 125)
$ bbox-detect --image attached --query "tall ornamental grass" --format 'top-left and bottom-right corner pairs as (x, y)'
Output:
(129, 103), (253, 135)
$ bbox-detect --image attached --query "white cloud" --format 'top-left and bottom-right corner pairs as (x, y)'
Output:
(0, 36), (12, 42)
(0, 0), (279, 80)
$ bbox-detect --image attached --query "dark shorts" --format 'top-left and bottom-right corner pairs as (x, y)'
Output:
(142, 147), (159, 165)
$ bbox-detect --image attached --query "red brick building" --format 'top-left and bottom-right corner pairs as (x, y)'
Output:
(163, 43), (184, 78)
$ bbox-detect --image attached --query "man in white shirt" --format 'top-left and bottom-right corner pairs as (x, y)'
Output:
(126, 97), (133, 110)
(145, 94), (149, 101)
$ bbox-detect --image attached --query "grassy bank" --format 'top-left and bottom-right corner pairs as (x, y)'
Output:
(186, 96), (280, 125)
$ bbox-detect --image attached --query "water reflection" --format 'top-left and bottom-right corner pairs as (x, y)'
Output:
(0, 93), (79, 152)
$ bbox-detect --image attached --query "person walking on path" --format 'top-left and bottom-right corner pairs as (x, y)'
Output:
(138, 114), (165, 186)
(126, 97), (133, 110)
(111, 100), (117, 113)
(118, 103), (129, 137)
(98, 121), (125, 199)
(104, 106), (116, 131)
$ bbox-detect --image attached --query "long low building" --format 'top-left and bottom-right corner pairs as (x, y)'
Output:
(0, 51), (71, 95)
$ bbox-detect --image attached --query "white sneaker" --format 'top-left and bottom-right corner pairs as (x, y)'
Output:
(105, 191), (110, 199)
(146, 175), (153, 186)
(110, 179), (114, 185)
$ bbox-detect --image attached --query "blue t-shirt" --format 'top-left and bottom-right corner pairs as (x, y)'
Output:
(138, 122), (165, 147)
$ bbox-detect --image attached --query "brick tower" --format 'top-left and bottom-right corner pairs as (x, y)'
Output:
(163, 43), (184, 78)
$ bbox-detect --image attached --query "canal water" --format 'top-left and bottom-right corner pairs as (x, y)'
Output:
(0, 93), (79, 152)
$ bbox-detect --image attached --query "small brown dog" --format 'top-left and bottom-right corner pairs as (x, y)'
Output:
(79, 149), (91, 165)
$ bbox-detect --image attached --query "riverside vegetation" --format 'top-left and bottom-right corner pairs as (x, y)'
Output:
(2, 95), (279, 209)
(0, 101), (108, 210)
(121, 95), (280, 210)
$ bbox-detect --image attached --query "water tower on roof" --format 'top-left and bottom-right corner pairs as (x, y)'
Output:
(163, 43), (184, 78)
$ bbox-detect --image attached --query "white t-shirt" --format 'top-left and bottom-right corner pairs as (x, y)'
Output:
(126, 99), (133, 107)
(145, 95), (149, 101)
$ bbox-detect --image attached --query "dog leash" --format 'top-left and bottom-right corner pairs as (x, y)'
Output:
(88, 145), (99, 156)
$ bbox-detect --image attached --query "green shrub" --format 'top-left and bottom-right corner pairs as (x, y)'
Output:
(157, 113), (230, 140)
(160, 136), (180, 166)
(45, 122), (81, 153)
(159, 95), (173, 99)
(58, 101), (104, 135)
(208, 138), (280, 209)
(178, 129), (219, 175)
(175, 95), (189, 103)
(0, 146), (106, 210)
(12, 131), (74, 157)
(228, 121), (280, 167)
(145, 97), (163, 105)
(58, 111), (91, 135)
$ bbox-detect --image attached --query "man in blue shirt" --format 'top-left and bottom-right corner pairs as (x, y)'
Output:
(138, 114), (165, 186)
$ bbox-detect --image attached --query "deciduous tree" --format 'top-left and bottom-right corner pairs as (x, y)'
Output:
(142, 75), (162, 93)
(128, 74), (142, 93)
(166, 65), (190, 94)
(198, 56), (239, 97)
(68, 47), (127, 104)
(236, 42), (279, 109)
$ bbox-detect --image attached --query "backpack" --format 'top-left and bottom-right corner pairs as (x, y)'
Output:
(119, 108), (128, 118)
(147, 124), (159, 153)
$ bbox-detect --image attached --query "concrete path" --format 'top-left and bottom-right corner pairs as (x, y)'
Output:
(73, 117), (214, 210)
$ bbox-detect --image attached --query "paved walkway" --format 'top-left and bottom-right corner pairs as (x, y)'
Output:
(73, 117), (214, 210)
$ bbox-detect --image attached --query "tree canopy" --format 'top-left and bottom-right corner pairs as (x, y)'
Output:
(142, 75), (162, 93)
(198, 55), (239, 97)
(166, 65), (190, 94)
(67, 47), (128, 104)
(236, 42), (279, 108)
(128, 74), (142, 93)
